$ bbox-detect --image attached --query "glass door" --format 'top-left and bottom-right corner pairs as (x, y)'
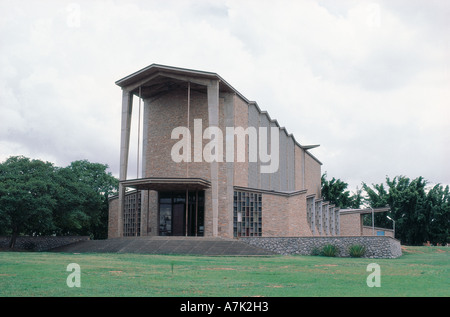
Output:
(158, 191), (204, 236)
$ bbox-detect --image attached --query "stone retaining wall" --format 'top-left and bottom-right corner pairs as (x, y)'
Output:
(240, 236), (402, 258)
(0, 236), (90, 251)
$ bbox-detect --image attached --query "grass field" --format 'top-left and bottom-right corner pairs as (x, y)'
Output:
(0, 246), (448, 297)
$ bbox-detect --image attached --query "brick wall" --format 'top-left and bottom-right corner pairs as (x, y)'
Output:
(362, 226), (395, 238)
(340, 212), (362, 236)
(108, 197), (119, 238)
(145, 88), (212, 180)
(233, 95), (249, 188)
(261, 191), (312, 237)
(287, 192), (312, 236)
(262, 192), (288, 237)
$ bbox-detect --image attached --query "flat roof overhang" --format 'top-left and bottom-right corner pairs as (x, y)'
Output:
(340, 207), (390, 215)
(115, 63), (243, 101)
(121, 177), (211, 191)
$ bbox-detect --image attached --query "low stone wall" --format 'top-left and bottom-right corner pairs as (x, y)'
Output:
(239, 236), (402, 258)
(0, 236), (90, 251)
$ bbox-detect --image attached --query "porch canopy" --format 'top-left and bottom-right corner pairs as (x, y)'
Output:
(121, 177), (211, 191)
(340, 207), (393, 236)
(340, 207), (390, 215)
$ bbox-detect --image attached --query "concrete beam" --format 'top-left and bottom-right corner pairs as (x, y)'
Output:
(207, 80), (219, 237)
(158, 72), (214, 87)
(117, 89), (133, 237)
(224, 92), (235, 238)
(123, 72), (162, 93)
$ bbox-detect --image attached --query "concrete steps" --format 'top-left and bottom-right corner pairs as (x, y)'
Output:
(50, 236), (276, 256)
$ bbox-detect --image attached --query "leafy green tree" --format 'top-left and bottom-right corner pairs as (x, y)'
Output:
(0, 156), (57, 248)
(361, 182), (392, 230)
(57, 160), (118, 239)
(321, 173), (362, 209)
(51, 166), (95, 237)
(0, 156), (118, 247)
(424, 184), (449, 245)
(363, 176), (449, 245)
(362, 182), (389, 208)
(386, 176), (429, 245)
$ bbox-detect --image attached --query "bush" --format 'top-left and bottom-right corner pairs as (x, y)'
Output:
(310, 247), (322, 256)
(321, 244), (338, 257)
(22, 240), (37, 251)
(349, 244), (366, 257)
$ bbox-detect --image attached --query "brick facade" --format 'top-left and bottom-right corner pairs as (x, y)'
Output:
(109, 64), (378, 241)
(340, 212), (362, 236)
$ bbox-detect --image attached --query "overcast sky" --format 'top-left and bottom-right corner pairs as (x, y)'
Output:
(1, 0), (449, 192)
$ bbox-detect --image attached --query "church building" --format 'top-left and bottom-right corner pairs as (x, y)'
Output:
(108, 64), (341, 239)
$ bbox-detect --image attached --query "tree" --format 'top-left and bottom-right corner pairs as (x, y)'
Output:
(0, 156), (58, 248)
(424, 184), (449, 245)
(386, 176), (429, 245)
(362, 182), (392, 230)
(0, 156), (119, 247)
(363, 175), (449, 245)
(321, 173), (362, 209)
(57, 160), (118, 239)
(362, 182), (389, 208)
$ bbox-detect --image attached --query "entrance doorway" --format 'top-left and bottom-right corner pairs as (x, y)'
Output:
(158, 191), (204, 236)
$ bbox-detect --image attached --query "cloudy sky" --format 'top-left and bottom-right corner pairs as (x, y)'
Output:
(1, 0), (449, 192)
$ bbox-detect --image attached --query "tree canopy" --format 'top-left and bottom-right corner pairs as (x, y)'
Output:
(0, 156), (118, 247)
(1, 156), (447, 247)
(322, 173), (449, 245)
(321, 172), (362, 209)
(363, 176), (449, 246)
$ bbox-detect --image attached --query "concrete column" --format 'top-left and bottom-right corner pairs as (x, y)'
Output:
(117, 89), (133, 237)
(302, 149), (306, 190)
(336, 209), (340, 236)
(224, 92), (235, 238)
(310, 197), (316, 235)
(314, 201), (321, 236)
(331, 206), (336, 236)
(207, 80), (219, 237)
(141, 99), (149, 179)
(319, 203), (325, 236)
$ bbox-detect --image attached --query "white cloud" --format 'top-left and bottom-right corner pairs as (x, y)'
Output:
(0, 0), (448, 189)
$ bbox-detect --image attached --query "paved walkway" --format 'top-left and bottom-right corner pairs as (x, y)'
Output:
(50, 236), (276, 256)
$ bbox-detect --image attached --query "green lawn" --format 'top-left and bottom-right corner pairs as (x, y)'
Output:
(0, 246), (448, 297)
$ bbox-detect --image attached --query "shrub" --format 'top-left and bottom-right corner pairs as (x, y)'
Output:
(321, 244), (338, 257)
(310, 247), (321, 256)
(349, 244), (366, 257)
(22, 241), (37, 251)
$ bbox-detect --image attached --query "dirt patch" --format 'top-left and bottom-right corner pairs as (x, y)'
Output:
(401, 246), (424, 254)
(205, 267), (236, 271)
(314, 264), (338, 267)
